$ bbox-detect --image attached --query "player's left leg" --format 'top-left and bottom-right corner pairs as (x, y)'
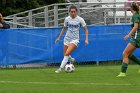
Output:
(129, 54), (140, 65)
(136, 40), (140, 74)
(129, 54), (140, 74)
(68, 40), (79, 64)
(65, 43), (77, 56)
(68, 55), (75, 64)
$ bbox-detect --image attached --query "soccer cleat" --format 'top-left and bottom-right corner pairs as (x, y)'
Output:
(117, 72), (126, 77)
(55, 68), (61, 73)
(69, 57), (75, 64)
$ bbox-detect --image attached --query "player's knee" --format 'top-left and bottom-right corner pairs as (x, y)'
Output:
(64, 52), (70, 56)
(122, 51), (129, 58)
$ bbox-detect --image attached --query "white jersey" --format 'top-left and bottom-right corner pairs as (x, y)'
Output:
(64, 16), (86, 43)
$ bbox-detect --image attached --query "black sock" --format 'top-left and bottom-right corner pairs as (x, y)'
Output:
(121, 62), (128, 73)
(129, 54), (140, 65)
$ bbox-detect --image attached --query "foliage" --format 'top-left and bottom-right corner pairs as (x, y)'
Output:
(0, 0), (65, 16)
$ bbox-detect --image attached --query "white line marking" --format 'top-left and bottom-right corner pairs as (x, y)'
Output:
(0, 81), (135, 86)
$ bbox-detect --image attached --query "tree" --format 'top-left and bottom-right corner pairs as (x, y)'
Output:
(0, 0), (65, 16)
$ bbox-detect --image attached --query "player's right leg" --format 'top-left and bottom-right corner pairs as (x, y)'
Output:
(117, 72), (126, 77)
(55, 56), (69, 73)
(55, 45), (69, 73)
(117, 43), (136, 77)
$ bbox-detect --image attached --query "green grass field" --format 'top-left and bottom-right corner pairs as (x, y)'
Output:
(0, 65), (140, 93)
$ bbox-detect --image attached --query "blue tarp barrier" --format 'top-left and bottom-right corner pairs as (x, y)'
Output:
(0, 30), (8, 65)
(0, 24), (140, 65)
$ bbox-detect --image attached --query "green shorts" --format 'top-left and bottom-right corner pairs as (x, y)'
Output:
(130, 38), (140, 48)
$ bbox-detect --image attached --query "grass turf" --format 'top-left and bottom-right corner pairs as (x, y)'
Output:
(0, 65), (140, 93)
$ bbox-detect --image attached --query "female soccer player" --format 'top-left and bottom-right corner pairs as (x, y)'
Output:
(117, 2), (140, 77)
(55, 5), (89, 73)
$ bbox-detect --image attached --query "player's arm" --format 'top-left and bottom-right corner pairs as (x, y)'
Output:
(124, 23), (138, 40)
(81, 17), (89, 45)
(55, 17), (68, 43)
(55, 26), (67, 43)
(83, 26), (89, 45)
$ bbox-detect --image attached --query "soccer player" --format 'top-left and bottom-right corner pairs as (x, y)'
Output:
(0, 13), (10, 29)
(117, 1), (140, 77)
(55, 5), (89, 73)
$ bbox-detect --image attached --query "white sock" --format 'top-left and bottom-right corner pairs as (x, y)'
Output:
(60, 56), (69, 69)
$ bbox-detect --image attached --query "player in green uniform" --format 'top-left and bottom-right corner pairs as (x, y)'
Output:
(117, 1), (140, 77)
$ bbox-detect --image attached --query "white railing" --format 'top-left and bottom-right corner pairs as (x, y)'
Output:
(4, 1), (136, 28)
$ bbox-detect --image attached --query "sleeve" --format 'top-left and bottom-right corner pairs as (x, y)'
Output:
(2, 22), (10, 29)
(134, 15), (140, 23)
(64, 17), (68, 27)
(80, 17), (86, 27)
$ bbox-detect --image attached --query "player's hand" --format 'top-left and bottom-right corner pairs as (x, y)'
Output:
(55, 38), (60, 43)
(0, 23), (3, 27)
(124, 35), (130, 41)
(85, 39), (88, 45)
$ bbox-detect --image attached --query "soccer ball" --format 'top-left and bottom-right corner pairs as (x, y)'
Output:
(65, 64), (75, 73)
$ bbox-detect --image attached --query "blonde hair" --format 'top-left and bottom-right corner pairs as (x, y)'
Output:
(0, 13), (4, 23)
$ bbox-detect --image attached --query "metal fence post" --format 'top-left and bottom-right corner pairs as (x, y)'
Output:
(124, 2), (127, 24)
(104, 10), (107, 25)
(54, 5), (58, 27)
(96, 61), (99, 65)
(45, 6), (49, 27)
(28, 10), (33, 26)
(77, 3), (81, 16)
(113, 0), (116, 24)
(13, 15), (17, 28)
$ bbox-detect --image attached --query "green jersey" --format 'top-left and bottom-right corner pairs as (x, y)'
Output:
(131, 12), (140, 40)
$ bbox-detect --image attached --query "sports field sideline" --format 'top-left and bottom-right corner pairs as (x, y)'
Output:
(0, 65), (140, 93)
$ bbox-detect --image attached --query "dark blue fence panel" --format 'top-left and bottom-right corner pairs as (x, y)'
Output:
(0, 24), (140, 65)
